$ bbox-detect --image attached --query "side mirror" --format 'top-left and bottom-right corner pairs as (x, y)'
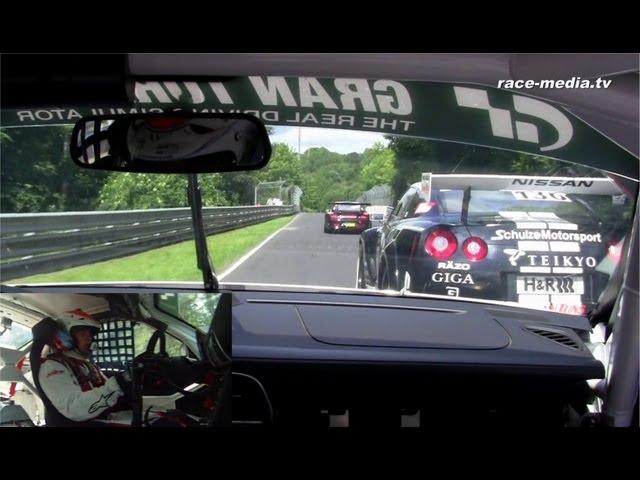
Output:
(70, 113), (271, 174)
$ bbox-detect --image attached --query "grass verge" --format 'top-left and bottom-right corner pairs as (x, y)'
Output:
(13, 215), (295, 283)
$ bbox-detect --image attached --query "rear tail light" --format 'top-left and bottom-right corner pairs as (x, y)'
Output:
(462, 237), (488, 262)
(329, 213), (338, 222)
(425, 229), (458, 260)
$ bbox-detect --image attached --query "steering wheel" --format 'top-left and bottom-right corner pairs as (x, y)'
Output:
(130, 328), (231, 426)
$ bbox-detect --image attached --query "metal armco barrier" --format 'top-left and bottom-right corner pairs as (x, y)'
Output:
(0, 205), (295, 281)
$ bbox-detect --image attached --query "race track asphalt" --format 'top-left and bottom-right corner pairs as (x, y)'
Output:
(220, 213), (361, 287)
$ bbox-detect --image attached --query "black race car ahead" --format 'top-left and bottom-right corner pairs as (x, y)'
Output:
(324, 201), (371, 234)
(357, 175), (627, 316)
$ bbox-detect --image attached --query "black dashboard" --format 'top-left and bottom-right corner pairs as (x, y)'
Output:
(230, 289), (603, 427)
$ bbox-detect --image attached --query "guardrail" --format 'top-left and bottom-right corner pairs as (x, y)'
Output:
(1, 205), (295, 281)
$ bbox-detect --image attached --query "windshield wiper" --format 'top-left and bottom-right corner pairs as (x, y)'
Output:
(188, 174), (218, 292)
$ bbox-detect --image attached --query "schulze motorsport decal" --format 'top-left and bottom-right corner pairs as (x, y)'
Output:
(2, 77), (637, 178)
(492, 230), (603, 244)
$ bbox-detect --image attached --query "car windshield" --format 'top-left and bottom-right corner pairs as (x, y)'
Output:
(1, 76), (637, 319)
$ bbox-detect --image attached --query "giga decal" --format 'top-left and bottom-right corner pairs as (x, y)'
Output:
(431, 272), (475, 285)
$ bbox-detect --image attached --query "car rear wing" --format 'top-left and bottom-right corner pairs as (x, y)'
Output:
(419, 173), (626, 224)
(420, 174), (624, 196)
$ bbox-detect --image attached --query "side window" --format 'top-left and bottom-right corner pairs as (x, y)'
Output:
(404, 191), (420, 218)
(394, 190), (415, 219)
(392, 198), (403, 217)
(133, 323), (185, 358)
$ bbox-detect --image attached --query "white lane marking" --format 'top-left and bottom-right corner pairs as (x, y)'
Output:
(218, 215), (300, 280)
(518, 241), (549, 251)
(552, 267), (584, 274)
(520, 266), (552, 273)
(550, 241), (580, 252)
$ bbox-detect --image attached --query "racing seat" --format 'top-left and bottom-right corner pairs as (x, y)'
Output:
(30, 318), (82, 427)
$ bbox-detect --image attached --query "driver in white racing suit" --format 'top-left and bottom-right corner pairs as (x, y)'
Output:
(38, 309), (131, 424)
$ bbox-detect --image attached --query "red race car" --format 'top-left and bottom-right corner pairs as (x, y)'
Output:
(324, 202), (371, 234)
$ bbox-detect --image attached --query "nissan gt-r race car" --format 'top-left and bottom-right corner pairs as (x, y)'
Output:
(324, 201), (371, 233)
(357, 174), (628, 316)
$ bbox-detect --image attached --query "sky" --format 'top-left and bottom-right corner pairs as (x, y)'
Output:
(269, 126), (387, 155)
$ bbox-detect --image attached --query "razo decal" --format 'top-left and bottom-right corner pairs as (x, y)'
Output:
(454, 86), (573, 152)
(431, 272), (475, 285)
(437, 261), (471, 271)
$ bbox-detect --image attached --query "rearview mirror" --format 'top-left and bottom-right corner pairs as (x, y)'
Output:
(70, 113), (271, 173)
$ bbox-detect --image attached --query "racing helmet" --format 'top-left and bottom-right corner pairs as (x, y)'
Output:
(52, 309), (101, 351)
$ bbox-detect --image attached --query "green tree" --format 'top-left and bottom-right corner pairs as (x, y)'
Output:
(359, 142), (396, 191)
(1, 125), (111, 213)
(255, 143), (302, 185)
(98, 173), (228, 210)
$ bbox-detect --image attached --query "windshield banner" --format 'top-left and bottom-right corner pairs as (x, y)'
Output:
(2, 77), (638, 179)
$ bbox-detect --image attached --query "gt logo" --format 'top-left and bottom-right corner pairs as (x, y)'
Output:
(454, 86), (573, 152)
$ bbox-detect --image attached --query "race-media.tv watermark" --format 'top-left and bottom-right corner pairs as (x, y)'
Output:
(498, 77), (612, 89)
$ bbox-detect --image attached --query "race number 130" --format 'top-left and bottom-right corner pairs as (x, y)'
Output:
(511, 191), (572, 202)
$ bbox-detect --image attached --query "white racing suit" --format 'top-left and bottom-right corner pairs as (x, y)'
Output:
(38, 350), (124, 423)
